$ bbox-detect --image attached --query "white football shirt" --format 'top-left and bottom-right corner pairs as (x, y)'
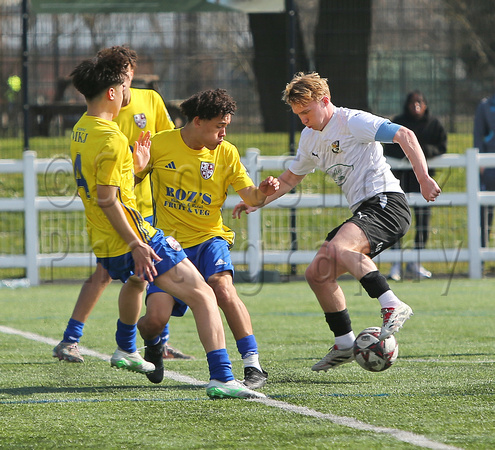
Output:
(289, 107), (404, 211)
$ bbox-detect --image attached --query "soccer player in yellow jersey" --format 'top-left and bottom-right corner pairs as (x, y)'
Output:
(54, 46), (190, 362)
(59, 52), (265, 399)
(103, 45), (189, 359)
(136, 89), (280, 389)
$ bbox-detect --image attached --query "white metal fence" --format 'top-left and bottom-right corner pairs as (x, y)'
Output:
(1, 148), (495, 285)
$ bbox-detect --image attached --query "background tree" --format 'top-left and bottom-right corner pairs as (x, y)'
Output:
(314, 0), (371, 110)
(444, 0), (495, 81)
(249, 8), (309, 132)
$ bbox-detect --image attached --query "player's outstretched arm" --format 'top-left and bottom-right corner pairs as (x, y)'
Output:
(393, 127), (441, 202)
(237, 176), (280, 208)
(233, 169), (305, 218)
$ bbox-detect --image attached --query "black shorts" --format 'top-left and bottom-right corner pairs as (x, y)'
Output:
(325, 192), (411, 258)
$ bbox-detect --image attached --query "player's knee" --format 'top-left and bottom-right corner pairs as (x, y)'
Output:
(126, 275), (147, 291)
(305, 255), (336, 286)
(137, 314), (164, 338)
(209, 274), (236, 306)
(304, 264), (316, 284)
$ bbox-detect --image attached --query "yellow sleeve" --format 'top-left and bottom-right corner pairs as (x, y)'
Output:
(95, 136), (126, 187)
(228, 145), (254, 191)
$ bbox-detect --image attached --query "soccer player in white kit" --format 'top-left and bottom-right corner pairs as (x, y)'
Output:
(233, 72), (441, 372)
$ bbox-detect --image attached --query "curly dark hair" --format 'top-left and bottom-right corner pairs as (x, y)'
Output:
(180, 88), (236, 122)
(96, 45), (138, 71)
(70, 52), (128, 101)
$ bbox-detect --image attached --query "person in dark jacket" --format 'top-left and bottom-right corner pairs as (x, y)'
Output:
(474, 93), (495, 249)
(384, 90), (447, 280)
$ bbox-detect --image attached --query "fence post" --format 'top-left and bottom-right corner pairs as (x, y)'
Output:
(244, 148), (262, 280)
(23, 151), (39, 285)
(466, 148), (482, 279)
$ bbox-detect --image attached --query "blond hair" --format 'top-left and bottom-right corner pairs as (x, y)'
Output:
(282, 72), (330, 106)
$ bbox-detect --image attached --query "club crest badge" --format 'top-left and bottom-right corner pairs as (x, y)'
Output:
(331, 140), (341, 154)
(200, 161), (215, 180)
(133, 113), (147, 129)
(166, 236), (182, 251)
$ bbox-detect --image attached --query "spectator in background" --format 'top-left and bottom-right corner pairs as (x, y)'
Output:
(474, 91), (495, 249)
(384, 90), (447, 280)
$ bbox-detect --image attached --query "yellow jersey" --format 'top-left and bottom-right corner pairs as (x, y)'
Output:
(139, 128), (253, 248)
(114, 88), (175, 219)
(71, 113), (156, 258)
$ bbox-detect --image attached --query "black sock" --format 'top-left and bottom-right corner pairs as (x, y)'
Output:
(359, 270), (390, 298)
(324, 308), (352, 337)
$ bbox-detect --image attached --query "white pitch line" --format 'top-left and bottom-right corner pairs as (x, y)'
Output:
(0, 325), (462, 450)
(0, 325), (111, 361)
(248, 398), (461, 450)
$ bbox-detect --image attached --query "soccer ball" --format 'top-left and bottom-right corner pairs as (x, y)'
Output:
(353, 327), (398, 372)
